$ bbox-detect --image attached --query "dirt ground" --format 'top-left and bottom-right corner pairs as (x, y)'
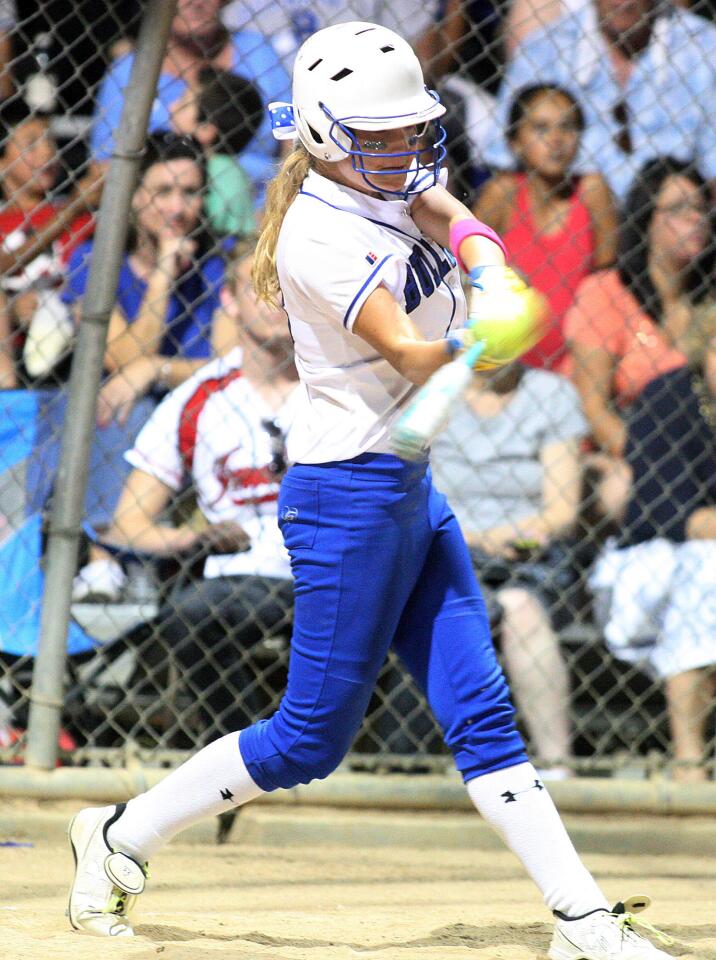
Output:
(1, 799), (715, 960)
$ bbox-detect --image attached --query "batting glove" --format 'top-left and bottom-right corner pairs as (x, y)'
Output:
(460, 265), (547, 370)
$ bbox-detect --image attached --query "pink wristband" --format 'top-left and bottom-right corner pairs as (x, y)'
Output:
(448, 218), (507, 272)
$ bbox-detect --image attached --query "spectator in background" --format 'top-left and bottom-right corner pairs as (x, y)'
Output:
(590, 302), (716, 781)
(420, 0), (502, 90)
(65, 133), (233, 602)
(473, 84), (616, 373)
(432, 362), (588, 778)
(90, 0), (290, 208)
(0, 0), (15, 101)
(95, 239), (298, 743)
(221, 0), (440, 73)
(170, 67), (262, 238)
(412, 0), (502, 204)
(566, 157), (714, 524)
(0, 101), (98, 388)
(502, 0), (703, 60)
(484, 0), (716, 203)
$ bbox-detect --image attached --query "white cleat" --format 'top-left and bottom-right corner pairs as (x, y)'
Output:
(549, 895), (674, 960)
(67, 804), (146, 937)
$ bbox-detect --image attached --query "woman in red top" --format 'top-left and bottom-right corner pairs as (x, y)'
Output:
(473, 83), (617, 373)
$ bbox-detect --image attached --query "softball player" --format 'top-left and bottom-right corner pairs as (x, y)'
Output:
(67, 23), (671, 960)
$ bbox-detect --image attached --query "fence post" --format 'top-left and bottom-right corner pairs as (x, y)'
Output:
(25, 0), (178, 769)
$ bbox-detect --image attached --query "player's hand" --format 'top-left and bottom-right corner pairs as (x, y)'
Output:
(462, 266), (547, 370)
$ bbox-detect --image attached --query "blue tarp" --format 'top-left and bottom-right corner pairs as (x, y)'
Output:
(0, 390), (93, 656)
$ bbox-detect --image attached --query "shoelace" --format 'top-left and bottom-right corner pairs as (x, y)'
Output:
(103, 889), (129, 916)
(101, 857), (149, 916)
(614, 911), (674, 947)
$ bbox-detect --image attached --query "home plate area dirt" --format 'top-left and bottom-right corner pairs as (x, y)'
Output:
(1, 800), (715, 960)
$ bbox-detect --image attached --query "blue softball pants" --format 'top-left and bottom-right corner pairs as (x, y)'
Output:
(239, 453), (527, 791)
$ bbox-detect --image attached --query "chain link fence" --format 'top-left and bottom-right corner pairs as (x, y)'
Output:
(0, 0), (715, 787)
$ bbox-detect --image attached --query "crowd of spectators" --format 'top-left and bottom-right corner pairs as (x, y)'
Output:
(0, 0), (715, 777)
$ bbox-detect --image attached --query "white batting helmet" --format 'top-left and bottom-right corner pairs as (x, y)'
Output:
(291, 21), (446, 194)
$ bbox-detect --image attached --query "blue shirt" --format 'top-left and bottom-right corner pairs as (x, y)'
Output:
(62, 241), (224, 360)
(90, 31), (291, 207)
(484, 7), (716, 202)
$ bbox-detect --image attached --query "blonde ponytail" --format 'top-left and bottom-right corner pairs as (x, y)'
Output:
(253, 144), (313, 306)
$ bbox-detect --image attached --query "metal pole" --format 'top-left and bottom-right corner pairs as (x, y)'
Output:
(25, 0), (178, 769)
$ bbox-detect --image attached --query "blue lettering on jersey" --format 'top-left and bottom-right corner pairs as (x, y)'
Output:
(403, 243), (454, 314)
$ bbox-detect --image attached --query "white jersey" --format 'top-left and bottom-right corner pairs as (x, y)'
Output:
(278, 169), (466, 464)
(126, 348), (295, 580)
(222, 1), (438, 70)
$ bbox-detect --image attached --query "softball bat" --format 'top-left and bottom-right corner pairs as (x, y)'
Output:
(390, 340), (485, 461)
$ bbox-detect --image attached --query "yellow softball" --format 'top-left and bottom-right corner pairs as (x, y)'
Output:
(467, 272), (548, 369)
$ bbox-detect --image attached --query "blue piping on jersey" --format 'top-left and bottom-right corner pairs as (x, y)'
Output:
(298, 188), (458, 331)
(343, 254), (393, 329)
(441, 275), (457, 334)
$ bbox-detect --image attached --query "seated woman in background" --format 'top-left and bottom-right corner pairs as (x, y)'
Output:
(565, 156), (714, 526)
(64, 133), (233, 602)
(473, 83), (617, 373)
(432, 362), (588, 778)
(590, 302), (716, 781)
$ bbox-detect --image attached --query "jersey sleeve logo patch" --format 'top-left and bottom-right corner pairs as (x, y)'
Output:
(365, 250), (378, 264)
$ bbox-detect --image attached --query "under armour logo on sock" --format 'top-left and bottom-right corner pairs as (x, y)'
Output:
(501, 779), (544, 803)
(220, 787), (234, 801)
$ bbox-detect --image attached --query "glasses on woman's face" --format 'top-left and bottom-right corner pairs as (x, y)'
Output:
(612, 99), (633, 155)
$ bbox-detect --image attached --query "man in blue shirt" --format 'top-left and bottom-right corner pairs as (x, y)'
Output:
(90, 0), (291, 209)
(484, 0), (716, 203)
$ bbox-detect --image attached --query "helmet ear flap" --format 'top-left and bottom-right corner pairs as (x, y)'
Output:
(295, 102), (353, 162)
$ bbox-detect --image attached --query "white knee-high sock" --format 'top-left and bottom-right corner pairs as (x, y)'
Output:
(467, 762), (609, 916)
(107, 732), (264, 861)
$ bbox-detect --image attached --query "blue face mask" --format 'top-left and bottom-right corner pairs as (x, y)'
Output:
(322, 102), (447, 198)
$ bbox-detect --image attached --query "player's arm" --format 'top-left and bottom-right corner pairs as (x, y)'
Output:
(353, 285), (454, 385)
(357, 190), (541, 381)
(415, 185), (546, 368)
(411, 183), (506, 268)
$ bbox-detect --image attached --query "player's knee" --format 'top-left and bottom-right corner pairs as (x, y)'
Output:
(447, 669), (526, 775)
(267, 737), (349, 789)
(294, 740), (347, 783)
(245, 724), (351, 791)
